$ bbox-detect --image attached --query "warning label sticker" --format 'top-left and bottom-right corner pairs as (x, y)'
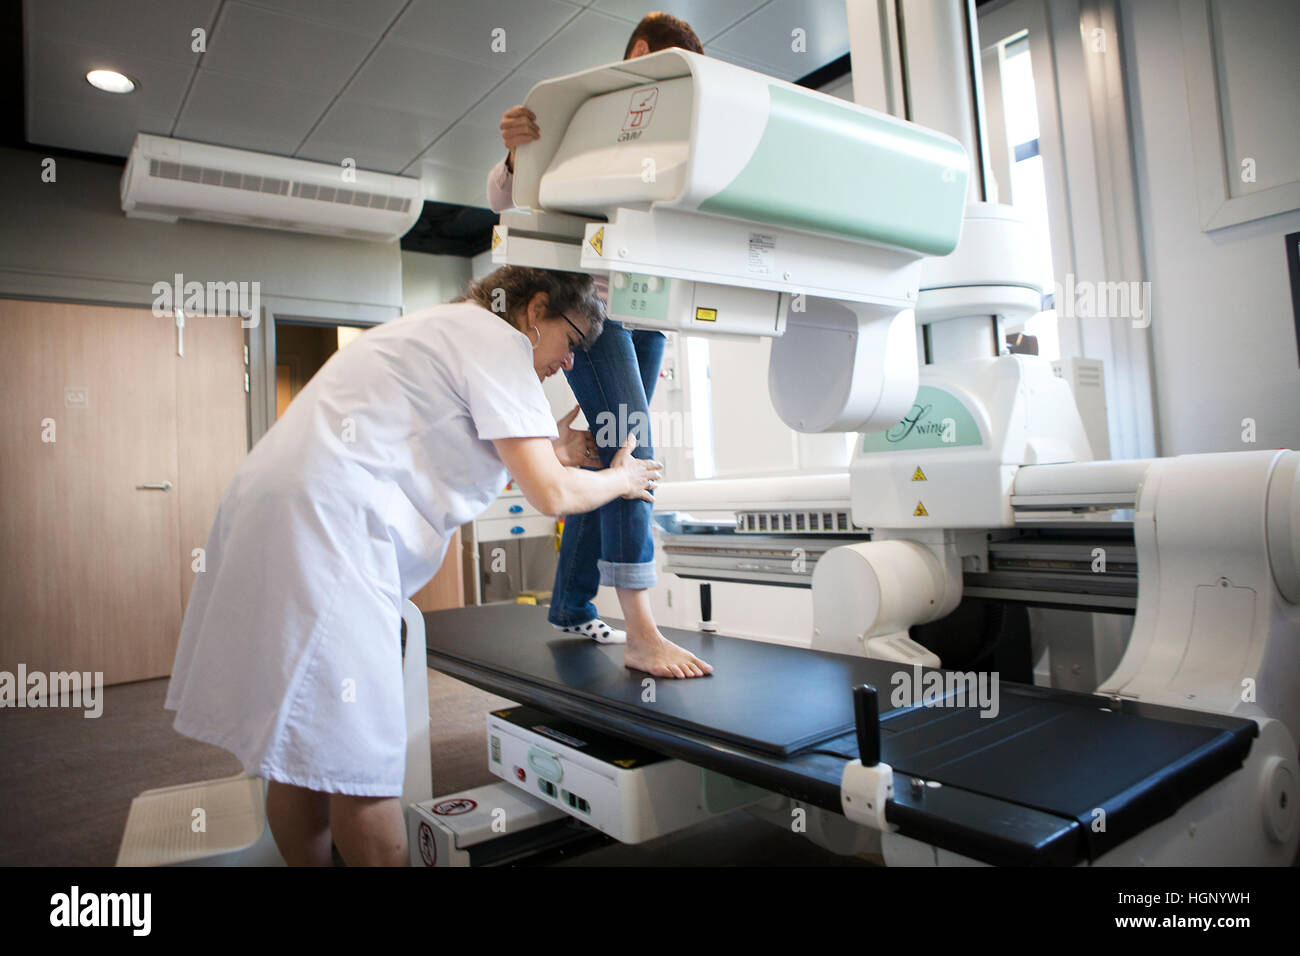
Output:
(417, 821), (437, 866)
(747, 233), (775, 274)
(432, 797), (478, 816)
(913, 501), (929, 517)
(912, 466), (927, 481)
(589, 227), (605, 256)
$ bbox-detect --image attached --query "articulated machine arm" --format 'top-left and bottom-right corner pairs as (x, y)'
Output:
(469, 45), (1299, 867)
(494, 47), (967, 434)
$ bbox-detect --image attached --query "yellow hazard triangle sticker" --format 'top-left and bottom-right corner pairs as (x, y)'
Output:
(613, 758), (636, 768)
(913, 501), (929, 517)
(589, 226), (604, 256)
(490, 227), (502, 249)
(912, 466), (926, 481)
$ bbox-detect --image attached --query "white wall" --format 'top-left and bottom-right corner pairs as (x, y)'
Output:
(707, 337), (796, 475)
(400, 249), (471, 314)
(0, 147), (403, 318)
(470, 249), (494, 280)
(1122, 0), (1300, 454)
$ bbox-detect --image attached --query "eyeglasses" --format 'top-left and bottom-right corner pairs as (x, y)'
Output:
(559, 313), (584, 341)
(557, 312), (599, 351)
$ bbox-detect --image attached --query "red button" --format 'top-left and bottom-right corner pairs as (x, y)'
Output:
(515, 767), (526, 782)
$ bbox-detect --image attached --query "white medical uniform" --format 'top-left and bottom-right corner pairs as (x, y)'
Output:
(165, 302), (557, 796)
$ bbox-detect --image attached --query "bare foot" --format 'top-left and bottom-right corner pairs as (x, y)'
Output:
(624, 632), (713, 679)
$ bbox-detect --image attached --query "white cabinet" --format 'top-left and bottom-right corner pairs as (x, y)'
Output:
(471, 485), (559, 604)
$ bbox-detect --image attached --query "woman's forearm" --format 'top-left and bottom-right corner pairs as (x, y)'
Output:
(544, 464), (630, 516)
(493, 436), (653, 518)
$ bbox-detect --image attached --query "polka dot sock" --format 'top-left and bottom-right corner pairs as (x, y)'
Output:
(556, 618), (627, 644)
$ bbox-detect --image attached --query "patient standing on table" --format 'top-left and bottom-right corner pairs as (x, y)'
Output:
(165, 267), (660, 866)
(486, 12), (713, 679)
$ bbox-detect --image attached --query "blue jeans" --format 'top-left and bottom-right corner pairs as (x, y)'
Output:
(549, 322), (665, 627)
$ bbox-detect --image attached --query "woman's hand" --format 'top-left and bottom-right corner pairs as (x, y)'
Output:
(500, 105), (540, 172)
(493, 435), (661, 517)
(611, 435), (663, 502)
(552, 405), (598, 468)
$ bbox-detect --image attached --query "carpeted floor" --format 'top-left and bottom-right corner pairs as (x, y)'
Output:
(0, 669), (512, 867)
(0, 669), (867, 867)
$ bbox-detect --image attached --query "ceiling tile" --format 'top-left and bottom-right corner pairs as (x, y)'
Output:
(175, 71), (335, 153)
(589, 0), (765, 42)
(346, 39), (509, 120)
(390, 0), (581, 70)
(200, 1), (375, 93)
(419, 160), (493, 206)
(517, 8), (640, 76)
(170, 120), (309, 155)
(21, 0), (848, 194)
(25, 35), (195, 119)
(708, 0), (849, 80)
(22, 0), (219, 66)
(26, 95), (176, 156)
(233, 0), (407, 35)
(459, 71), (550, 128)
(417, 120), (508, 173)
(297, 99), (453, 174)
(706, 47), (792, 81)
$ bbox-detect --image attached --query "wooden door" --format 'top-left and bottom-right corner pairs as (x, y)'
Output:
(0, 301), (247, 686)
(1, 302), (180, 684)
(175, 313), (250, 618)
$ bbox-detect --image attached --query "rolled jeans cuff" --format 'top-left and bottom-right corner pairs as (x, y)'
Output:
(597, 559), (657, 590)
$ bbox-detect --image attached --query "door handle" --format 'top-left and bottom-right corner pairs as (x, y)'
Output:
(136, 481), (173, 491)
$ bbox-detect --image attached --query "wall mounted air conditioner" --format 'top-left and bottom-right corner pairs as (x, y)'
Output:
(121, 133), (424, 242)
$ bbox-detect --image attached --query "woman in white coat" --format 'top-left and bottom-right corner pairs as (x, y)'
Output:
(165, 266), (662, 866)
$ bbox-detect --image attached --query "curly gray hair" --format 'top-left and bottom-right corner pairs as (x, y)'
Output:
(460, 266), (605, 350)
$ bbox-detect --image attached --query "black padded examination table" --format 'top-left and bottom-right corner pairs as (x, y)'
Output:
(423, 604), (1257, 866)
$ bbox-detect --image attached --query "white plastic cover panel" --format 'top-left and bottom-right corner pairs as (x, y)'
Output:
(538, 77), (692, 215)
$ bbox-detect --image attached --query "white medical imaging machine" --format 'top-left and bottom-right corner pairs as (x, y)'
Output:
(416, 3), (1298, 868)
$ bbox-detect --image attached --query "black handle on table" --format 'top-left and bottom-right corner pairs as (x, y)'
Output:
(854, 684), (880, 767)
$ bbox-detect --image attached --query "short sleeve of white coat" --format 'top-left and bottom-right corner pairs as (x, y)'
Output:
(459, 328), (558, 442)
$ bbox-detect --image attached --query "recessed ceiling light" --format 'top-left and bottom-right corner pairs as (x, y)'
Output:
(86, 70), (135, 94)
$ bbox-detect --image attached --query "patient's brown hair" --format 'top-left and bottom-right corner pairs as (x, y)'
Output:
(624, 12), (704, 58)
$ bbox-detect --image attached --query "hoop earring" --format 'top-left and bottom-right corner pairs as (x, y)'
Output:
(528, 325), (541, 349)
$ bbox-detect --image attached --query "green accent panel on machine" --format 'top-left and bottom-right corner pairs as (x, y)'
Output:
(861, 385), (983, 452)
(609, 273), (671, 321)
(698, 85), (967, 255)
